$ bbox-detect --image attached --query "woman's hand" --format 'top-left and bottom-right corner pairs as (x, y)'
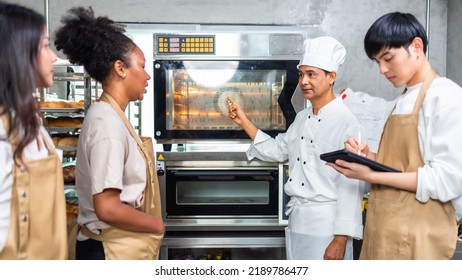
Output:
(344, 135), (375, 160)
(94, 189), (165, 234)
(326, 159), (374, 182)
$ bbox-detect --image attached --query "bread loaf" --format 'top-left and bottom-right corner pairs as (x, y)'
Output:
(69, 101), (84, 108)
(51, 136), (60, 146)
(58, 136), (78, 147)
(63, 165), (76, 183)
(39, 101), (72, 108)
(45, 117), (82, 128)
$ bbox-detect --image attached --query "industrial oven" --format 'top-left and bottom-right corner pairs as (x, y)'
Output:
(125, 23), (313, 260)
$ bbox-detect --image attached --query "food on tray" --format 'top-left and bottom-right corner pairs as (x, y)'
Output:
(69, 100), (85, 108)
(57, 136), (79, 147)
(39, 100), (85, 109)
(45, 117), (83, 128)
(39, 101), (72, 108)
(62, 165), (76, 183)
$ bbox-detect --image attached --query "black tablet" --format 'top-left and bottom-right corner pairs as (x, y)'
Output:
(320, 149), (401, 172)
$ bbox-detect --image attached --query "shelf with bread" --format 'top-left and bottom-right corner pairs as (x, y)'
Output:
(40, 100), (84, 135)
(39, 100), (84, 114)
(63, 164), (77, 191)
(51, 134), (79, 158)
(40, 102), (83, 162)
(39, 60), (101, 192)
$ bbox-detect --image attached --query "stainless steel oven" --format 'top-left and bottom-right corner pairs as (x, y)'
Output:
(159, 231), (286, 260)
(125, 23), (312, 260)
(165, 168), (278, 217)
(147, 25), (311, 144)
(156, 150), (288, 260)
(156, 150), (286, 230)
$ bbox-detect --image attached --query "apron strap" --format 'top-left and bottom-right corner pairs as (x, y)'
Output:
(412, 69), (437, 115)
(39, 129), (58, 156)
(0, 109), (55, 165)
(99, 92), (156, 210)
(0, 110), (18, 148)
(99, 93), (153, 167)
(99, 93), (144, 147)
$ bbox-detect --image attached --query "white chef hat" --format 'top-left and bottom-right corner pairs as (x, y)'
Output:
(297, 36), (346, 72)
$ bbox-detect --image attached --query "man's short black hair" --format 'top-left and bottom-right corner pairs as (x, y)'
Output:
(364, 12), (428, 60)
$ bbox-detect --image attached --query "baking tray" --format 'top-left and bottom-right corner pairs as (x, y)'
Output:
(47, 127), (81, 133)
(40, 108), (83, 113)
(56, 146), (77, 151)
(53, 72), (85, 81)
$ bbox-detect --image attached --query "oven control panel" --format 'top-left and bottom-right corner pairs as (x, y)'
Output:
(156, 35), (215, 55)
(156, 154), (165, 176)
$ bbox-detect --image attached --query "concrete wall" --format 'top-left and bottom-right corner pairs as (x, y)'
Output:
(5, 0), (458, 100)
(447, 0), (462, 85)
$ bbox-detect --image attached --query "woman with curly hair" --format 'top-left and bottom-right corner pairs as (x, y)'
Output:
(54, 6), (164, 260)
(0, 1), (67, 259)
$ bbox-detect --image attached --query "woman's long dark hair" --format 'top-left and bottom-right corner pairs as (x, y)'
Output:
(0, 2), (45, 163)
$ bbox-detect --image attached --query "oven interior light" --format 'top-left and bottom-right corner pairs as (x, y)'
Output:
(183, 61), (239, 88)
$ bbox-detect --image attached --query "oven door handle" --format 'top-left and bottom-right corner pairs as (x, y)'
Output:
(170, 170), (274, 176)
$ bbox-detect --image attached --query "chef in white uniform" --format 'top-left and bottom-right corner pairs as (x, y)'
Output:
(228, 36), (364, 260)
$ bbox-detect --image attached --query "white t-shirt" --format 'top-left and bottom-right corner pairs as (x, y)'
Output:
(393, 77), (462, 221)
(75, 101), (146, 232)
(0, 117), (52, 252)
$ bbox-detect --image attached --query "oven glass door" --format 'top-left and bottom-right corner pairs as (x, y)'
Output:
(166, 169), (278, 217)
(154, 60), (298, 140)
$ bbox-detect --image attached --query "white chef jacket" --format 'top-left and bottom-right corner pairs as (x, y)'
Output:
(0, 117), (54, 251)
(75, 101), (146, 235)
(247, 96), (364, 239)
(393, 77), (462, 221)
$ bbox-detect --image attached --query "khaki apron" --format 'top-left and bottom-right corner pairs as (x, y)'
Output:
(360, 71), (457, 259)
(0, 114), (67, 260)
(80, 93), (164, 260)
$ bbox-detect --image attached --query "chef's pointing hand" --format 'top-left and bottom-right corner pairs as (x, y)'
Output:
(227, 97), (245, 125)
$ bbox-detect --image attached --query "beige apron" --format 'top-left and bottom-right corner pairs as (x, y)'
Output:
(360, 71), (457, 259)
(0, 114), (68, 260)
(80, 93), (164, 260)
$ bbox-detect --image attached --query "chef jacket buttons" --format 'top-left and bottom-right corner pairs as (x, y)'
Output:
(21, 215), (27, 222)
(301, 183), (304, 186)
(301, 136), (304, 140)
(21, 191), (27, 198)
(310, 140), (313, 143)
(318, 119), (321, 122)
(308, 115), (311, 119)
(297, 157), (300, 161)
(303, 161), (306, 165)
(289, 178), (292, 182)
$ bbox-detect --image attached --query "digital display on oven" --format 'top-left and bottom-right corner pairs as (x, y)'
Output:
(156, 35), (215, 54)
